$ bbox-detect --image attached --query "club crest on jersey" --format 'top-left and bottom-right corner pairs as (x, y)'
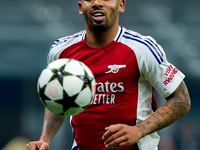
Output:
(105, 64), (126, 74)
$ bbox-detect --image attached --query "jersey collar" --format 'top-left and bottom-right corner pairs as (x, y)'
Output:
(82, 26), (124, 42)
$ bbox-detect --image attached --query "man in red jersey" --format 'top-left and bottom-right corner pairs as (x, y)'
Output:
(25, 0), (191, 150)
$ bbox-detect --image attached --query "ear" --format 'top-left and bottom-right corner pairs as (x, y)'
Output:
(78, 1), (83, 15)
(119, 0), (125, 13)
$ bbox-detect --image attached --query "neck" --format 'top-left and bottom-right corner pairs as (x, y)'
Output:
(85, 23), (119, 48)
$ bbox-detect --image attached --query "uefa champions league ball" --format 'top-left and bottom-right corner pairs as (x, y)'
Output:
(37, 58), (96, 116)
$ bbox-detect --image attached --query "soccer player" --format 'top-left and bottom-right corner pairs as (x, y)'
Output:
(25, 0), (191, 149)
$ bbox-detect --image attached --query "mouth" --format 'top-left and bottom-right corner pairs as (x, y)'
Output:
(91, 11), (105, 23)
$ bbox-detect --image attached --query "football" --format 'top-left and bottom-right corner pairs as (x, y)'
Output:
(37, 58), (96, 116)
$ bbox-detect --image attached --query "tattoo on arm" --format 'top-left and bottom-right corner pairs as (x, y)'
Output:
(40, 109), (66, 141)
(166, 80), (191, 114)
(46, 110), (65, 131)
(136, 81), (191, 138)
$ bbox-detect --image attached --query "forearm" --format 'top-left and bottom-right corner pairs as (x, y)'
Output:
(136, 81), (191, 138)
(40, 108), (66, 144)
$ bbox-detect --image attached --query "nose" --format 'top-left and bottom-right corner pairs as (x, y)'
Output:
(92, 0), (103, 9)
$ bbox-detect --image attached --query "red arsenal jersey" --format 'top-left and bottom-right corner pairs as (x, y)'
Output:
(48, 26), (185, 150)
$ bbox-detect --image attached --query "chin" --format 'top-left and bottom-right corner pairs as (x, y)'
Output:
(89, 23), (110, 34)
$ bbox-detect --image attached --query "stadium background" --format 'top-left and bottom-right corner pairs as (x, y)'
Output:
(0, 0), (199, 149)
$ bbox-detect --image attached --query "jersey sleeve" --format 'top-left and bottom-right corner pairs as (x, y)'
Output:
(47, 30), (86, 64)
(140, 36), (185, 98)
(47, 38), (66, 64)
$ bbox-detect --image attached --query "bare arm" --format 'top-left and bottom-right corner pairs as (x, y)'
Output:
(103, 81), (191, 148)
(136, 80), (191, 137)
(25, 108), (66, 150)
(39, 108), (66, 144)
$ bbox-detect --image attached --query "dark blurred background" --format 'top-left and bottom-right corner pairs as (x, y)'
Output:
(0, 0), (199, 150)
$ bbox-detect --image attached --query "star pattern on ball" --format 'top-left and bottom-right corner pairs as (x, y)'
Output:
(54, 92), (79, 113)
(79, 71), (93, 90)
(51, 65), (71, 84)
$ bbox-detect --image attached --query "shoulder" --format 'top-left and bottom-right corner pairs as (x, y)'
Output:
(47, 30), (86, 63)
(119, 27), (166, 65)
(50, 30), (86, 50)
(120, 27), (159, 51)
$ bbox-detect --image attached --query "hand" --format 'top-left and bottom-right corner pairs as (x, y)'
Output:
(102, 124), (142, 148)
(25, 141), (49, 150)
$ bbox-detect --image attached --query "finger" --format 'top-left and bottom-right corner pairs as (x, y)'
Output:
(118, 140), (129, 148)
(25, 143), (29, 150)
(39, 145), (48, 150)
(102, 129), (111, 140)
(102, 126), (118, 140)
(104, 130), (123, 144)
(105, 136), (127, 148)
(31, 143), (38, 150)
(39, 142), (49, 150)
(104, 128), (127, 147)
(25, 143), (37, 150)
(104, 126), (109, 130)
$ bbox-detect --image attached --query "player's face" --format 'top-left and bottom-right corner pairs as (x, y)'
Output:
(78, 0), (125, 34)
